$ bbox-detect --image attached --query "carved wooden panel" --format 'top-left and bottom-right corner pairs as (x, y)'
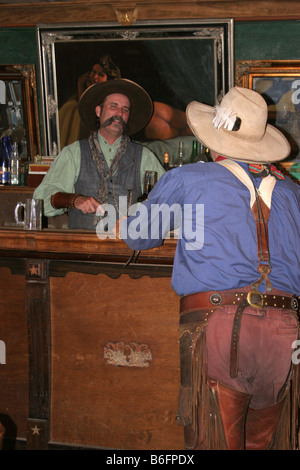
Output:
(0, 237), (179, 448)
(0, 267), (28, 446)
(104, 341), (152, 367)
(50, 272), (183, 450)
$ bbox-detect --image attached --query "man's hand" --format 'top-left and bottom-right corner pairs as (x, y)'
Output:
(74, 195), (105, 215)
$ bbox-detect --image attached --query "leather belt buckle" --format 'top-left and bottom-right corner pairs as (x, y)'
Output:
(247, 290), (264, 309)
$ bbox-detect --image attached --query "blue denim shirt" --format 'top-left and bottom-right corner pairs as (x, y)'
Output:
(121, 160), (300, 297)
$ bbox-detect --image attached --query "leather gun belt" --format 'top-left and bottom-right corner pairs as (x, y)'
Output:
(180, 289), (300, 321)
(180, 289), (300, 378)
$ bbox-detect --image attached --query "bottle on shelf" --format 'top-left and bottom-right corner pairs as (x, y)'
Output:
(137, 170), (158, 202)
(163, 152), (170, 171)
(189, 140), (199, 163)
(173, 141), (187, 167)
(204, 147), (213, 162)
(15, 101), (23, 127)
(190, 139), (211, 163)
(6, 135), (14, 157)
(20, 136), (28, 161)
(6, 101), (15, 127)
(9, 141), (20, 185)
(0, 137), (10, 185)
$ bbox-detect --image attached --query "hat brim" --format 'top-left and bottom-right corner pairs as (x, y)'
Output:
(78, 79), (153, 136)
(186, 101), (291, 163)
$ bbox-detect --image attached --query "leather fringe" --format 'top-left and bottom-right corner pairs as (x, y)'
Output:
(177, 321), (227, 450)
(193, 326), (227, 450)
(272, 363), (300, 450)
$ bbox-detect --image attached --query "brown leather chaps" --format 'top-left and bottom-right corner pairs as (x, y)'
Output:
(177, 290), (300, 450)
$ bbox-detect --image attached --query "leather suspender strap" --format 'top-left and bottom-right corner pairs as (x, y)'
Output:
(217, 160), (277, 378)
(251, 197), (270, 262)
(251, 196), (273, 292)
(217, 159), (276, 280)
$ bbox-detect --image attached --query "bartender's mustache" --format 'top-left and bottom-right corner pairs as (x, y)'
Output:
(102, 115), (128, 132)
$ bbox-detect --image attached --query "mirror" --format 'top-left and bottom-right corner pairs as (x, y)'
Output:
(34, 19), (234, 232)
(37, 19), (234, 156)
(0, 64), (41, 159)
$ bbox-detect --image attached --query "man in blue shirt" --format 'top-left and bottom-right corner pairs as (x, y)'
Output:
(121, 87), (300, 450)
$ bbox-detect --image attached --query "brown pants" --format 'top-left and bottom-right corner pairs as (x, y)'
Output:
(205, 303), (298, 409)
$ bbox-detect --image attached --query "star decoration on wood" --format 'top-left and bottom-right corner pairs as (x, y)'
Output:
(31, 425), (40, 435)
(29, 264), (40, 276)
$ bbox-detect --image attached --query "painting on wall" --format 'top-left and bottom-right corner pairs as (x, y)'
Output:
(37, 19), (234, 159)
(236, 60), (300, 175)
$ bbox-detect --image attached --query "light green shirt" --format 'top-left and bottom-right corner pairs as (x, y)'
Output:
(33, 133), (165, 216)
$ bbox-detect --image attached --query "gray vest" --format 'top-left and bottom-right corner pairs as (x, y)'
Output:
(68, 138), (143, 230)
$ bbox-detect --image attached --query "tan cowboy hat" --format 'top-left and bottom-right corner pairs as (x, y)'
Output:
(186, 86), (291, 163)
(78, 78), (153, 136)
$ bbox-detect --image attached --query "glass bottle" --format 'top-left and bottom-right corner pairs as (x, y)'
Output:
(6, 135), (14, 157)
(20, 137), (28, 160)
(0, 137), (10, 185)
(173, 141), (187, 167)
(190, 140), (210, 163)
(15, 101), (23, 127)
(6, 101), (15, 127)
(10, 141), (20, 185)
(163, 152), (170, 171)
(205, 147), (213, 162)
(137, 171), (158, 202)
(189, 140), (199, 163)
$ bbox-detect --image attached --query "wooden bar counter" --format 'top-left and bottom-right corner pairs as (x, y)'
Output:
(0, 227), (184, 450)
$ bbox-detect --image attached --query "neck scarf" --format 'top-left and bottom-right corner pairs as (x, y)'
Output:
(88, 131), (130, 204)
(215, 156), (284, 180)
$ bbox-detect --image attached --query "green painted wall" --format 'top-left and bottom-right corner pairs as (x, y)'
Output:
(0, 27), (38, 64)
(234, 20), (300, 60)
(1, 20), (300, 66)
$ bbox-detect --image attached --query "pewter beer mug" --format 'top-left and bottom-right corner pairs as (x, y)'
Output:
(14, 199), (43, 230)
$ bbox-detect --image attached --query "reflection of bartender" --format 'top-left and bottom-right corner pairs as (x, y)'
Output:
(33, 79), (164, 230)
(59, 55), (121, 148)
